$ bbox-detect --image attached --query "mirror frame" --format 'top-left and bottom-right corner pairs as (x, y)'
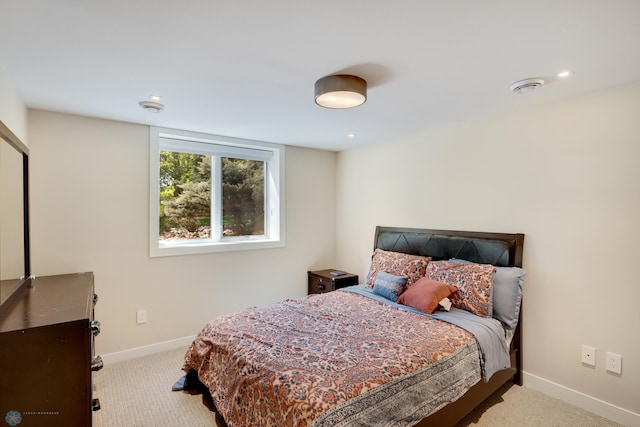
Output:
(0, 120), (30, 316)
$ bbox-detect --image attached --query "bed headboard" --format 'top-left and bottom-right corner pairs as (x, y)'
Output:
(373, 226), (524, 268)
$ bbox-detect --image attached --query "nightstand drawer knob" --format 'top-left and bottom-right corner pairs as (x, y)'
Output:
(316, 284), (325, 291)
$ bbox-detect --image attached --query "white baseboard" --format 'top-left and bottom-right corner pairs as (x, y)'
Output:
(100, 335), (196, 365)
(523, 371), (640, 427)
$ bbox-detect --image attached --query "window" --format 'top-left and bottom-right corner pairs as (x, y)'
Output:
(149, 127), (284, 257)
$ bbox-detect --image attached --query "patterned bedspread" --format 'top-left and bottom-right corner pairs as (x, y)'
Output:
(183, 290), (482, 427)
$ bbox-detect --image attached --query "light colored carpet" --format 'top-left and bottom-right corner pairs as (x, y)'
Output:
(93, 347), (218, 427)
(93, 347), (623, 427)
(454, 382), (622, 427)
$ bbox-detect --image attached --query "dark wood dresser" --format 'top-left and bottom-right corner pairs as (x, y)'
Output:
(0, 272), (102, 426)
(307, 269), (359, 295)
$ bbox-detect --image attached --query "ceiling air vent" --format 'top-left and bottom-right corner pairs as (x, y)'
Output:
(138, 101), (165, 113)
(510, 78), (545, 94)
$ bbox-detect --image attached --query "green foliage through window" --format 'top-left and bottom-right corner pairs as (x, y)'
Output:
(159, 152), (265, 240)
(160, 152), (210, 236)
(222, 158), (264, 236)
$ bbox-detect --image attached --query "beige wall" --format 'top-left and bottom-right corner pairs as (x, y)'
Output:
(0, 70), (27, 144)
(27, 110), (337, 356)
(336, 81), (640, 419)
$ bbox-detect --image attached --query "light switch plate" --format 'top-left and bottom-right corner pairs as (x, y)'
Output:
(136, 309), (147, 324)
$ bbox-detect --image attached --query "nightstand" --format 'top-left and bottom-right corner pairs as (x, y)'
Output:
(307, 269), (359, 295)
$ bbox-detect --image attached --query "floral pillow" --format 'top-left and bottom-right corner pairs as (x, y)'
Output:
(365, 249), (431, 289)
(424, 260), (495, 317)
(372, 271), (408, 302)
(451, 258), (525, 329)
(397, 278), (458, 314)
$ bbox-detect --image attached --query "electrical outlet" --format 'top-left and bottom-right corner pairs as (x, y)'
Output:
(581, 345), (596, 366)
(136, 309), (147, 325)
(606, 352), (622, 374)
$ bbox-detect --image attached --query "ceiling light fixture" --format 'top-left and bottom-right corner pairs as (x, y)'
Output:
(139, 100), (165, 113)
(315, 74), (367, 109)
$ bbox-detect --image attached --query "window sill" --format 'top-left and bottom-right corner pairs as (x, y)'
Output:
(150, 237), (285, 257)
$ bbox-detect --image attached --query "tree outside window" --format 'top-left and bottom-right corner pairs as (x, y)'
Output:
(159, 154), (265, 240)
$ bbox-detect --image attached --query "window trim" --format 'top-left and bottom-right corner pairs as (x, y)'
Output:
(149, 127), (285, 257)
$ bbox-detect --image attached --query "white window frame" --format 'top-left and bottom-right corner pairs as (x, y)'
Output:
(149, 127), (285, 257)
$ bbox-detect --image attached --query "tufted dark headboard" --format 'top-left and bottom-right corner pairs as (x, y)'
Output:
(374, 226), (524, 268)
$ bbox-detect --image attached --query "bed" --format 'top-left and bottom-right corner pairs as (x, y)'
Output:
(181, 226), (525, 426)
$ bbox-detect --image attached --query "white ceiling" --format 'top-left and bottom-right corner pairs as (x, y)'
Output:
(2, 0), (640, 151)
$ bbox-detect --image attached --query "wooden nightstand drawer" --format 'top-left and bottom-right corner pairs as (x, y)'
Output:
(309, 275), (333, 294)
(307, 269), (359, 295)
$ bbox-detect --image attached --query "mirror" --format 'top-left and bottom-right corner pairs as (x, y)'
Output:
(0, 120), (29, 311)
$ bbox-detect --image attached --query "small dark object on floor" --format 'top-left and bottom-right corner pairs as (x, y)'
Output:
(172, 369), (204, 394)
(173, 369), (228, 426)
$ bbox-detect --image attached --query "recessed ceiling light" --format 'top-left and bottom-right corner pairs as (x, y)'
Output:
(557, 70), (574, 78)
(348, 133), (356, 138)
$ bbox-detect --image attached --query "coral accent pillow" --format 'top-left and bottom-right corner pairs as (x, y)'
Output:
(365, 249), (431, 289)
(425, 260), (495, 317)
(397, 278), (458, 314)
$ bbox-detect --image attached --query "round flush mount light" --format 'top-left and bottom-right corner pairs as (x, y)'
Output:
(315, 74), (367, 109)
(139, 100), (165, 113)
(510, 78), (545, 94)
